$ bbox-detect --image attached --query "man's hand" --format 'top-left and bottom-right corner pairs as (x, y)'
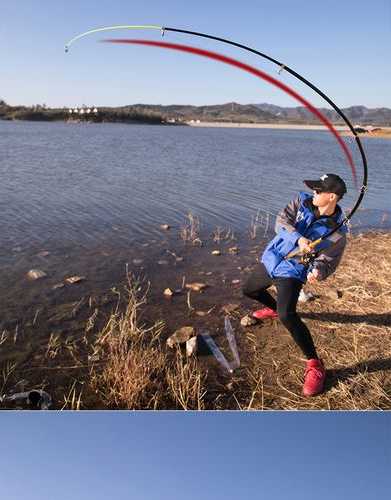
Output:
(298, 237), (312, 254)
(307, 268), (320, 283)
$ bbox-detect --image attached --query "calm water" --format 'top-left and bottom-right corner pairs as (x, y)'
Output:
(1, 120), (390, 254)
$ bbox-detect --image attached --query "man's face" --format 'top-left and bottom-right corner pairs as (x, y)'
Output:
(312, 190), (338, 207)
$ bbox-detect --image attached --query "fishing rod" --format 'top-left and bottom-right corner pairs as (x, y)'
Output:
(65, 25), (368, 254)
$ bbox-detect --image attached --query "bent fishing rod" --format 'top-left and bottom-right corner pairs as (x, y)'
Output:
(65, 24), (368, 256)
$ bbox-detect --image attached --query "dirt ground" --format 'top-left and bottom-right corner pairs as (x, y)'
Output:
(1, 231), (390, 410)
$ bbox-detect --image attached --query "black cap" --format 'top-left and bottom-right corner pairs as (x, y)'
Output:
(303, 173), (347, 197)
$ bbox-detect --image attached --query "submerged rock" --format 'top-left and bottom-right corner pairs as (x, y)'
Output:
(166, 326), (195, 348)
(65, 275), (86, 285)
(48, 300), (86, 323)
(27, 269), (47, 280)
(185, 282), (208, 292)
(52, 283), (65, 290)
(37, 250), (50, 258)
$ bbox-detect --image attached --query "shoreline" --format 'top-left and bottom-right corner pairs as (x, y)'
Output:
(185, 121), (350, 131)
(186, 121), (391, 138)
(3, 117), (391, 138)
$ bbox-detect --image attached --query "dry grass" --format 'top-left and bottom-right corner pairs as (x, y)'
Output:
(248, 209), (273, 239)
(88, 275), (207, 409)
(212, 226), (235, 243)
(180, 212), (202, 246)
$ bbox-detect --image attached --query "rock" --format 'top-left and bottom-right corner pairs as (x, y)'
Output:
(13, 246), (22, 253)
(205, 271), (213, 276)
(52, 283), (65, 290)
(323, 288), (343, 300)
(240, 315), (257, 327)
(186, 337), (198, 357)
(158, 260), (169, 265)
(166, 326), (195, 348)
(222, 303), (240, 315)
(211, 250), (221, 256)
(65, 275), (86, 285)
(185, 282), (208, 292)
(37, 250), (50, 258)
(175, 256), (184, 262)
(133, 259), (143, 265)
(298, 290), (315, 303)
(160, 224), (170, 230)
(163, 288), (174, 297)
(231, 279), (241, 285)
(228, 246), (239, 255)
(27, 269), (47, 280)
(48, 301), (85, 323)
(195, 310), (207, 317)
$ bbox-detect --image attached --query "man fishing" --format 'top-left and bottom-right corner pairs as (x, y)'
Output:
(243, 173), (348, 396)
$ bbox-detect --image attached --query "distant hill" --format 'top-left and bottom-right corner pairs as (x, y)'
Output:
(1, 98), (390, 126)
(254, 103), (391, 126)
(120, 102), (277, 123)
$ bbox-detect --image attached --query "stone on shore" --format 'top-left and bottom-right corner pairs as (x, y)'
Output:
(166, 326), (195, 348)
(240, 315), (257, 327)
(222, 303), (241, 315)
(186, 337), (198, 357)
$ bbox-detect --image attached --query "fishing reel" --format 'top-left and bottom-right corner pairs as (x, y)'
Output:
(299, 250), (317, 266)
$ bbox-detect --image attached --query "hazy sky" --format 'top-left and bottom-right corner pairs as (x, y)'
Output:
(0, 413), (389, 500)
(1, 0), (390, 108)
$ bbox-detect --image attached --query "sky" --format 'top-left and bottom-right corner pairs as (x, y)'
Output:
(1, 0), (390, 108)
(0, 413), (389, 500)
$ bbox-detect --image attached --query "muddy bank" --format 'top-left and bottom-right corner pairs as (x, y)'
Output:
(0, 229), (390, 410)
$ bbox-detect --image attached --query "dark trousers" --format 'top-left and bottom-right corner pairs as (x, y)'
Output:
(242, 263), (318, 360)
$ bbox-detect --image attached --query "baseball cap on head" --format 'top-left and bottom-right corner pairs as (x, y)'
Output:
(303, 173), (347, 197)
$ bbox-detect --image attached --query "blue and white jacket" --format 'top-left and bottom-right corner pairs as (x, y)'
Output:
(261, 192), (348, 283)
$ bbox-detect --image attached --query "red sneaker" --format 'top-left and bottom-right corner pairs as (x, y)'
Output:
(303, 359), (326, 396)
(252, 307), (278, 320)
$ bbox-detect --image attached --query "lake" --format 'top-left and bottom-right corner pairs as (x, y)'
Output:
(1, 120), (390, 256)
